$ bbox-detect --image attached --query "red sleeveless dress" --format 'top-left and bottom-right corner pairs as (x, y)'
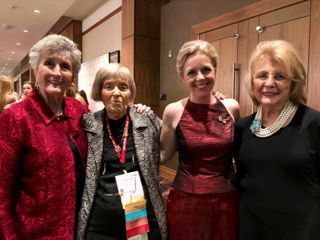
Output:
(166, 99), (239, 240)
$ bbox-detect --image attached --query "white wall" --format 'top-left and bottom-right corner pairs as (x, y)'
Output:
(78, 0), (122, 112)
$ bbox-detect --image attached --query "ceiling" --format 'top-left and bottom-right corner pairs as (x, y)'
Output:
(0, 0), (107, 77)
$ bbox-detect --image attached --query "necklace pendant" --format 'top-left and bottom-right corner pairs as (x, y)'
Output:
(218, 115), (227, 124)
(116, 145), (121, 152)
(250, 119), (261, 133)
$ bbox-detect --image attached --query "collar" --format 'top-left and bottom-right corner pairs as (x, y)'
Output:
(83, 106), (149, 134)
(29, 89), (80, 125)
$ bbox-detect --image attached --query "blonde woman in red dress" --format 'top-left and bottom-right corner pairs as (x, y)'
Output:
(160, 40), (240, 240)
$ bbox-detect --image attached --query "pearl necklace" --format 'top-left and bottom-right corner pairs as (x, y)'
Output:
(249, 101), (297, 138)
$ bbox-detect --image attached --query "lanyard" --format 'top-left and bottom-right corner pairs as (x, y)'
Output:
(105, 114), (130, 164)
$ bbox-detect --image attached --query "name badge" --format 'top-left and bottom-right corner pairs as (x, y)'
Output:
(116, 171), (149, 239)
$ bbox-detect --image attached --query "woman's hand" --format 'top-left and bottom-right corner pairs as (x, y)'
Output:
(213, 91), (226, 100)
(133, 103), (152, 113)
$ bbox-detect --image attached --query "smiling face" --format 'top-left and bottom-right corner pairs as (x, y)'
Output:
(101, 76), (132, 120)
(182, 52), (216, 103)
(35, 51), (73, 104)
(252, 55), (292, 110)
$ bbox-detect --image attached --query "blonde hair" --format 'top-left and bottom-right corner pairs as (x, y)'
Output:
(91, 63), (136, 102)
(246, 40), (307, 106)
(176, 40), (218, 77)
(0, 75), (14, 111)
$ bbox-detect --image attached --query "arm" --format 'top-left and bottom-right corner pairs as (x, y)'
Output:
(233, 118), (245, 187)
(221, 98), (240, 121)
(160, 103), (179, 163)
(0, 109), (23, 239)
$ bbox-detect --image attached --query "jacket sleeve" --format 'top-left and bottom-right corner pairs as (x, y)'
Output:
(0, 108), (24, 239)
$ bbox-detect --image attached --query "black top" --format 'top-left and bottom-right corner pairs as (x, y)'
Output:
(86, 114), (160, 239)
(234, 105), (320, 239)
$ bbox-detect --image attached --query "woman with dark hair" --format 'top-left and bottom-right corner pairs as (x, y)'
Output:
(20, 80), (35, 100)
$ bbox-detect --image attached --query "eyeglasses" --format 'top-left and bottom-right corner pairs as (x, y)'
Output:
(253, 71), (289, 81)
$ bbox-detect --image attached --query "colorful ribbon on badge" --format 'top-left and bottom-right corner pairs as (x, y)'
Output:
(125, 200), (149, 239)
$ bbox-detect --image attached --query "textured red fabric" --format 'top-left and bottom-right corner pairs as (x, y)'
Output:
(167, 188), (239, 240)
(0, 90), (87, 240)
(167, 99), (239, 240)
(173, 99), (236, 194)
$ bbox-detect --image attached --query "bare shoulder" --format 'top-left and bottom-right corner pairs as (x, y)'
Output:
(221, 98), (240, 121)
(163, 98), (187, 127)
(163, 98), (186, 115)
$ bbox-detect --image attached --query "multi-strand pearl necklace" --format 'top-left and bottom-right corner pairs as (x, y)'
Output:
(249, 101), (297, 138)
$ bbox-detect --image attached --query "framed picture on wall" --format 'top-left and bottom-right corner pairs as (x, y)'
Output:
(109, 50), (120, 63)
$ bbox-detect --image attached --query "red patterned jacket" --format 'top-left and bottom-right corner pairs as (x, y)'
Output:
(0, 90), (87, 240)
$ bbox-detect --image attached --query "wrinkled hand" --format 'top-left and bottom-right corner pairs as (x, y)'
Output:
(133, 103), (152, 113)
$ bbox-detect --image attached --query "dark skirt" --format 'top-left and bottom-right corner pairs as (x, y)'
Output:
(239, 200), (320, 240)
(166, 188), (239, 240)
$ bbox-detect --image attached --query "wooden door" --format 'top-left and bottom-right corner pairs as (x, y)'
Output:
(257, 1), (310, 71)
(200, 24), (239, 100)
(196, 1), (311, 116)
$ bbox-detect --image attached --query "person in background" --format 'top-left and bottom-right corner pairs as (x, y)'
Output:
(65, 82), (77, 98)
(160, 40), (239, 240)
(234, 40), (320, 240)
(77, 63), (167, 240)
(65, 84), (90, 112)
(0, 34), (88, 239)
(20, 80), (35, 100)
(76, 89), (90, 111)
(0, 75), (18, 112)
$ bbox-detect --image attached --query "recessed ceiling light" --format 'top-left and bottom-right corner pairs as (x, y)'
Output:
(23, 29), (28, 33)
(11, 51), (15, 54)
(5, 63), (8, 66)
(33, 9), (40, 14)
(7, 58), (11, 61)
(16, 42), (21, 46)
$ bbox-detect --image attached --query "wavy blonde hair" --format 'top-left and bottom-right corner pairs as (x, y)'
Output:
(246, 40), (307, 106)
(0, 75), (14, 111)
(176, 40), (218, 78)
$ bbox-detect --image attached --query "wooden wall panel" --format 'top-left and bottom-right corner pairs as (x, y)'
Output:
(135, 0), (161, 38)
(134, 36), (160, 106)
(122, 37), (134, 74)
(122, 0), (161, 115)
(191, 0), (305, 39)
(307, 0), (320, 109)
(259, 1), (310, 27)
(122, 0), (134, 39)
(59, 20), (82, 86)
(60, 20), (82, 51)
